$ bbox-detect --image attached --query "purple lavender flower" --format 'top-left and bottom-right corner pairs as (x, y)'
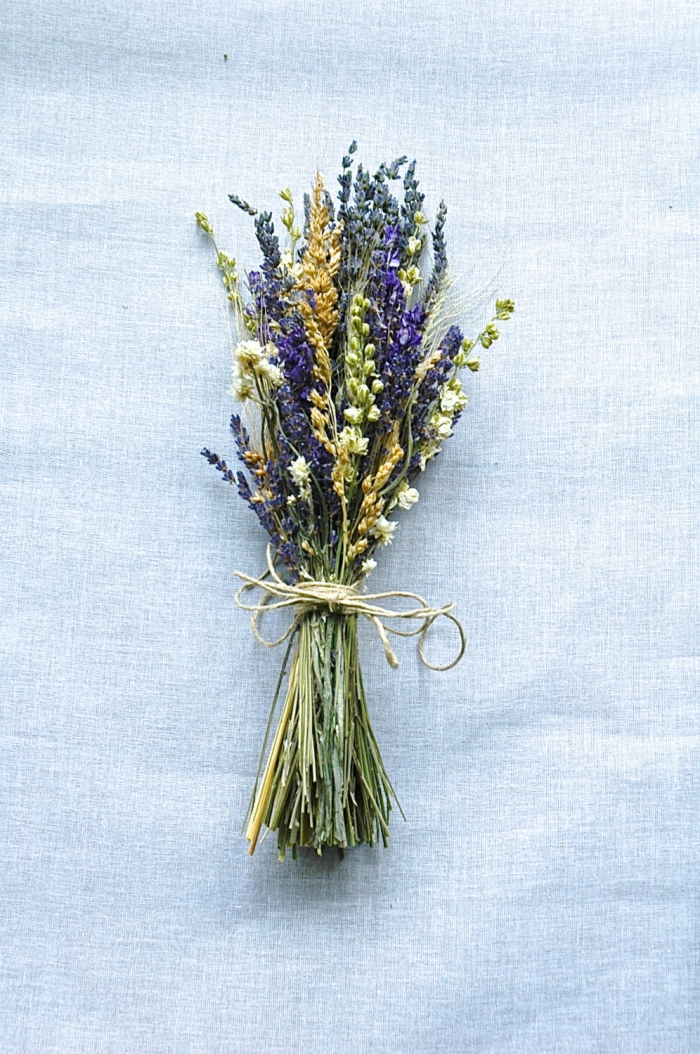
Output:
(275, 324), (316, 395)
(376, 302), (425, 432)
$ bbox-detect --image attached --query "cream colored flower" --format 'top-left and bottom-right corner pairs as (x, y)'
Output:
(289, 455), (312, 501)
(370, 515), (397, 546)
(339, 426), (369, 457)
(234, 339), (264, 369)
(430, 412), (453, 440)
(397, 486), (419, 510)
(229, 366), (256, 401)
(229, 340), (282, 400)
(343, 406), (363, 425)
(440, 388), (461, 414)
(257, 359), (283, 387)
(440, 378), (468, 414)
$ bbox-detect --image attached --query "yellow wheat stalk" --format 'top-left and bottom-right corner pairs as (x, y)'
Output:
(298, 172), (343, 369)
(347, 427), (404, 560)
(297, 171), (347, 512)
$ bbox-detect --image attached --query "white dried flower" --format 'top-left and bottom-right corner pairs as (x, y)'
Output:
(430, 412), (453, 440)
(234, 339), (264, 369)
(370, 515), (397, 546)
(229, 340), (282, 399)
(339, 426), (369, 457)
(440, 378), (468, 414)
(289, 455), (312, 502)
(360, 558), (377, 576)
(229, 366), (255, 401)
(343, 406), (363, 425)
(397, 486), (419, 510)
(257, 359), (283, 387)
(440, 388), (461, 413)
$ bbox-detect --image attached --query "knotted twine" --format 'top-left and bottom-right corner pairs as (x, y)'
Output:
(234, 546), (466, 672)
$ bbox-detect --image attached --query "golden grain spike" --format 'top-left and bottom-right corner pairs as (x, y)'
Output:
(374, 440), (404, 492)
(331, 450), (349, 501)
(298, 172), (343, 381)
(298, 299), (330, 388)
(348, 429), (404, 557)
(296, 172), (344, 458)
(243, 450), (265, 471)
(310, 407), (336, 456)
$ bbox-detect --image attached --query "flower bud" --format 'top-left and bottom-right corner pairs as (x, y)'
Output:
(195, 212), (213, 235)
(344, 406), (363, 425)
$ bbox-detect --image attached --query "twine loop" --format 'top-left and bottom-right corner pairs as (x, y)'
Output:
(233, 546), (466, 671)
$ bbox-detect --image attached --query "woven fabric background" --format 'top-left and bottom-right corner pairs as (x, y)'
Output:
(1, 1), (698, 1051)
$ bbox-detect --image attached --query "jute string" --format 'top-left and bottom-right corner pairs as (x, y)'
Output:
(234, 546), (466, 671)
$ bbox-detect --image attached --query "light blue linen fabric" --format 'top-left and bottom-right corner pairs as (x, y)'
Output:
(1, 1), (698, 1050)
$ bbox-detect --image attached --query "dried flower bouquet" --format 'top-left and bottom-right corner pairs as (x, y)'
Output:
(197, 143), (513, 859)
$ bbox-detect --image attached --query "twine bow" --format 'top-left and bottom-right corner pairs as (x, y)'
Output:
(233, 546), (466, 671)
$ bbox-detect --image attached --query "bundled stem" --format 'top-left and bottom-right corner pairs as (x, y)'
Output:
(246, 613), (396, 859)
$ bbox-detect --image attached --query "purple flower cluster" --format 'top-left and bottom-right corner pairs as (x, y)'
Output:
(275, 324), (316, 395)
(377, 300), (427, 434)
(203, 419), (302, 579)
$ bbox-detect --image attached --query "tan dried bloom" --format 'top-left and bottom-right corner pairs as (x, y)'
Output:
(297, 172), (343, 390)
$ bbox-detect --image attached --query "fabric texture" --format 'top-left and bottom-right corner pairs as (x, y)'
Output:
(1, 1), (698, 1050)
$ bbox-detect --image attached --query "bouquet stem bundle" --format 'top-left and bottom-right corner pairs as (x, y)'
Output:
(197, 144), (513, 858)
(245, 613), (394, 858)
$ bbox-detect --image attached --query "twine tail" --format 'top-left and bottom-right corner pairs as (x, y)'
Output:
(369, 615), (399, 669)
